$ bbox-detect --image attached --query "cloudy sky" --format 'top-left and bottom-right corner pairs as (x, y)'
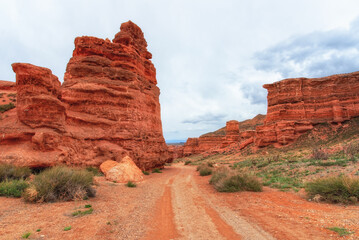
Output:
(1, 0), (359, 141)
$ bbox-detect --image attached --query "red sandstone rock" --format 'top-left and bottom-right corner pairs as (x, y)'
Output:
(255, 72), (359, 147)
(221, 120), (240, 148)
(182, 115), (265, 156)
(0, 80), (16, 91)
(0, 21), (170, 170)
(168, 145), (184, 159)
(62, 21), (168, 169)
(100, 160), (119, 175)
(103, 156), (144, 183)
(12, 63), (66, 131)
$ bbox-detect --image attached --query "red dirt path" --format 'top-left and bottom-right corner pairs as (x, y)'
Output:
(0, 164), (358, 239)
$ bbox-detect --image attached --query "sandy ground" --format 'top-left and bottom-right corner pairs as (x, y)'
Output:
(0, 164), (358, 240)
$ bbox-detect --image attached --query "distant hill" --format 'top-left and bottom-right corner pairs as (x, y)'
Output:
(166, 140), (186, 145)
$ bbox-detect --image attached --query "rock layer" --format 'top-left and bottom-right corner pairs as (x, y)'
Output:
(0, 21), (169, 170)
(12, 63), (66, 131)
(255, 72), (359, 147)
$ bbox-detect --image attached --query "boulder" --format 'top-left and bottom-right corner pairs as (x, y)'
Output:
(99, 160), (119, 175)
(101, 156), (144, 183)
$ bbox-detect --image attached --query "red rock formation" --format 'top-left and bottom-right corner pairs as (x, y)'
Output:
(168, 145), (184, 159)
(182, 115), (265, 156)
(255, 72), (359, 147)
(12, 63), (66, 131)
(221, 120), (240, 148)
(0, 21), (169, 170)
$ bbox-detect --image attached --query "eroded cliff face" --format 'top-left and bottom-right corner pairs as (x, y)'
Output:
(255, 72), (359, 147)
(0, 21), (169, 170)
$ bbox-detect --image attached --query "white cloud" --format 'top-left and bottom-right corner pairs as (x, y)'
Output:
(1, 0), (359, 140)
(254, 17), (359, 78)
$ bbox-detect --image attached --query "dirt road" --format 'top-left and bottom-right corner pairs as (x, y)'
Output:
(1, 164), (358, 239)
(144, 165), (274, 240)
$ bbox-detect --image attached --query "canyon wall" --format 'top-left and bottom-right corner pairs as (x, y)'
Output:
(180, 71), (359, 157)
(255, 72), (359, 147)
(0, 21), (169, 170)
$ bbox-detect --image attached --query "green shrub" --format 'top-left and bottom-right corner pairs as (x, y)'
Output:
(209, 167), (230, 185)
(142, 171), (150, 175)
(215, 174), (262, 192)
(0, 180), (29, 197)
(23, 166), (96, 202)
(305, 176), (359, 203)
(64, 226), (72, 231)
(199, 167), (212, 176)
(72, 207), (93, 217)
(210, 168), (262, 192)
(125, 181), (136, 188)
(152, 168), (162, 173)
(86, 167), (103, 176)
(22, 232), (31, 239)
(184, 160), (192, 165)
(327, 227), (352, 237)
(0, 102), (15, 113)
(0, 164), (31, 181)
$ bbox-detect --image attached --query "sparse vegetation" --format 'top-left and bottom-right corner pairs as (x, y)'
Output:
(312, 147), (329, 160)
(152, 168), (162, 173)
(184, 160), (192, 165)
(86, 166), (103, 176)
(305, 175), (359, 204)
(210, 167), (262, 192)
(259, 169), (303, 192)
(36, 229), (41, 232)
(199, 167), (212, 176)
(72, 207), (94, 217)
(125, 181), (136, 188)
(343, 141), (359, 159)
(197, 163), (213, 176)
(23, 166), (96, 203)
(142, 171), (150, 175)
(209, 167), (230, 185)
(0, 164), (31, 181)
(327, 227), (353, 237)
(0, 179), (29, 197)
(64, 226), (72, 231)
(0, 102), (15, 113)
(22, 232), (31, 239)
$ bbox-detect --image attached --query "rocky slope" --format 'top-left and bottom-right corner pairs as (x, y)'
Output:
(0, 21), (169, 170)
